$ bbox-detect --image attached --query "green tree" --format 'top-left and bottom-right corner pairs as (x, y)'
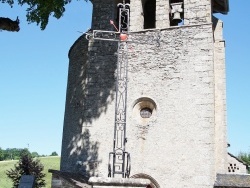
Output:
(50, 151), (58, 156)
(8, 148), (23, 160)
(6, 153), (46, 188)
(0, 148), (4, 161)
(19, 148), (31, 157)
(4, 148), (14, 160)
(31, 152), (39, 158)
(3, 149), (10, 160)
(238, 152), (250, 173)
(0, 0), (88, 31)
(1, 148), (31, 160)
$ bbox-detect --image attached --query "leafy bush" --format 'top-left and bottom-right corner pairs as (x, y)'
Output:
(6, 152), (46, 188)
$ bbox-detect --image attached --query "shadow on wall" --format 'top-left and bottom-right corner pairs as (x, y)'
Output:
(60, 34), (117, 174)
(71, 129), (101, 177)
(67, 34), (117, 125)
(212, 16), (219, 40)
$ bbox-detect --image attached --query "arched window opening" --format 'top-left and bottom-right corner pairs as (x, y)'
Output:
(143, 0), (156, 29)
(114, 0), (130, 32)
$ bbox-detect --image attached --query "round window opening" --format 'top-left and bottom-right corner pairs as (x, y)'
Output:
(140, 107), (153, 118)
(132, 97), (157, 123)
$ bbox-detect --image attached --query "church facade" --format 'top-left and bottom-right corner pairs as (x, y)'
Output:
(50, 0), (250, 187)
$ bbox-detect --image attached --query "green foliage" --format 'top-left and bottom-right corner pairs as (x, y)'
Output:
(238, 152), (250, 173)
(20, 148), (31, 157)
(0, 148), (32, 161)
(31, 152), (39, 158)
(0, 148), (4, 161)
(6, 154), (46, 188)
(0, 157), (60, 188)
(1, 0), (88, 30)
(0, 0), (14, 6)
(50, 151), (58, 156)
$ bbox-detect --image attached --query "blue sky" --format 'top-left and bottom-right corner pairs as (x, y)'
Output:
(0, 1), (249, 156)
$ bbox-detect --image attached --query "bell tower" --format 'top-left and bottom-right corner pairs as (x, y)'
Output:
(57, 0), (230, 187)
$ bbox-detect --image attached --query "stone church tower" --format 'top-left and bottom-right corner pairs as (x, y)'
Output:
(52, 0), (248, 188)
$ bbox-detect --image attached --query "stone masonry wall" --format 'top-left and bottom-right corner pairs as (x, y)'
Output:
(213, 16), (228, 174)
(184, 0), (212, 25)
(60, 33), (117, 176)
(60, 34), (90, 172)
(60, 1), (229, 187)
(61, 23), (217, 188)
(90, 0), (213, 32)
(91, 0), (115, 30)
(130, 0), (144, 31)
(130, 0), (170, 31)
(126, 24), (215, 188)
(155, 0), (170, 29)
(130, 0), (213, 31)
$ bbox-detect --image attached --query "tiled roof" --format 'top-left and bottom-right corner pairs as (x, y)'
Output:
(215, 174), (250, 188)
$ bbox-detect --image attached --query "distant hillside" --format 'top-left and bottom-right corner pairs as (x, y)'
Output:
(0, 156), (60, 188)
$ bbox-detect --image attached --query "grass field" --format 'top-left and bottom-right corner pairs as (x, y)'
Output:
(0, 156), (60, 188)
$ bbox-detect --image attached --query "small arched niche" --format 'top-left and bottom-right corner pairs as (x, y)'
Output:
(143, 0), (156, 29)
